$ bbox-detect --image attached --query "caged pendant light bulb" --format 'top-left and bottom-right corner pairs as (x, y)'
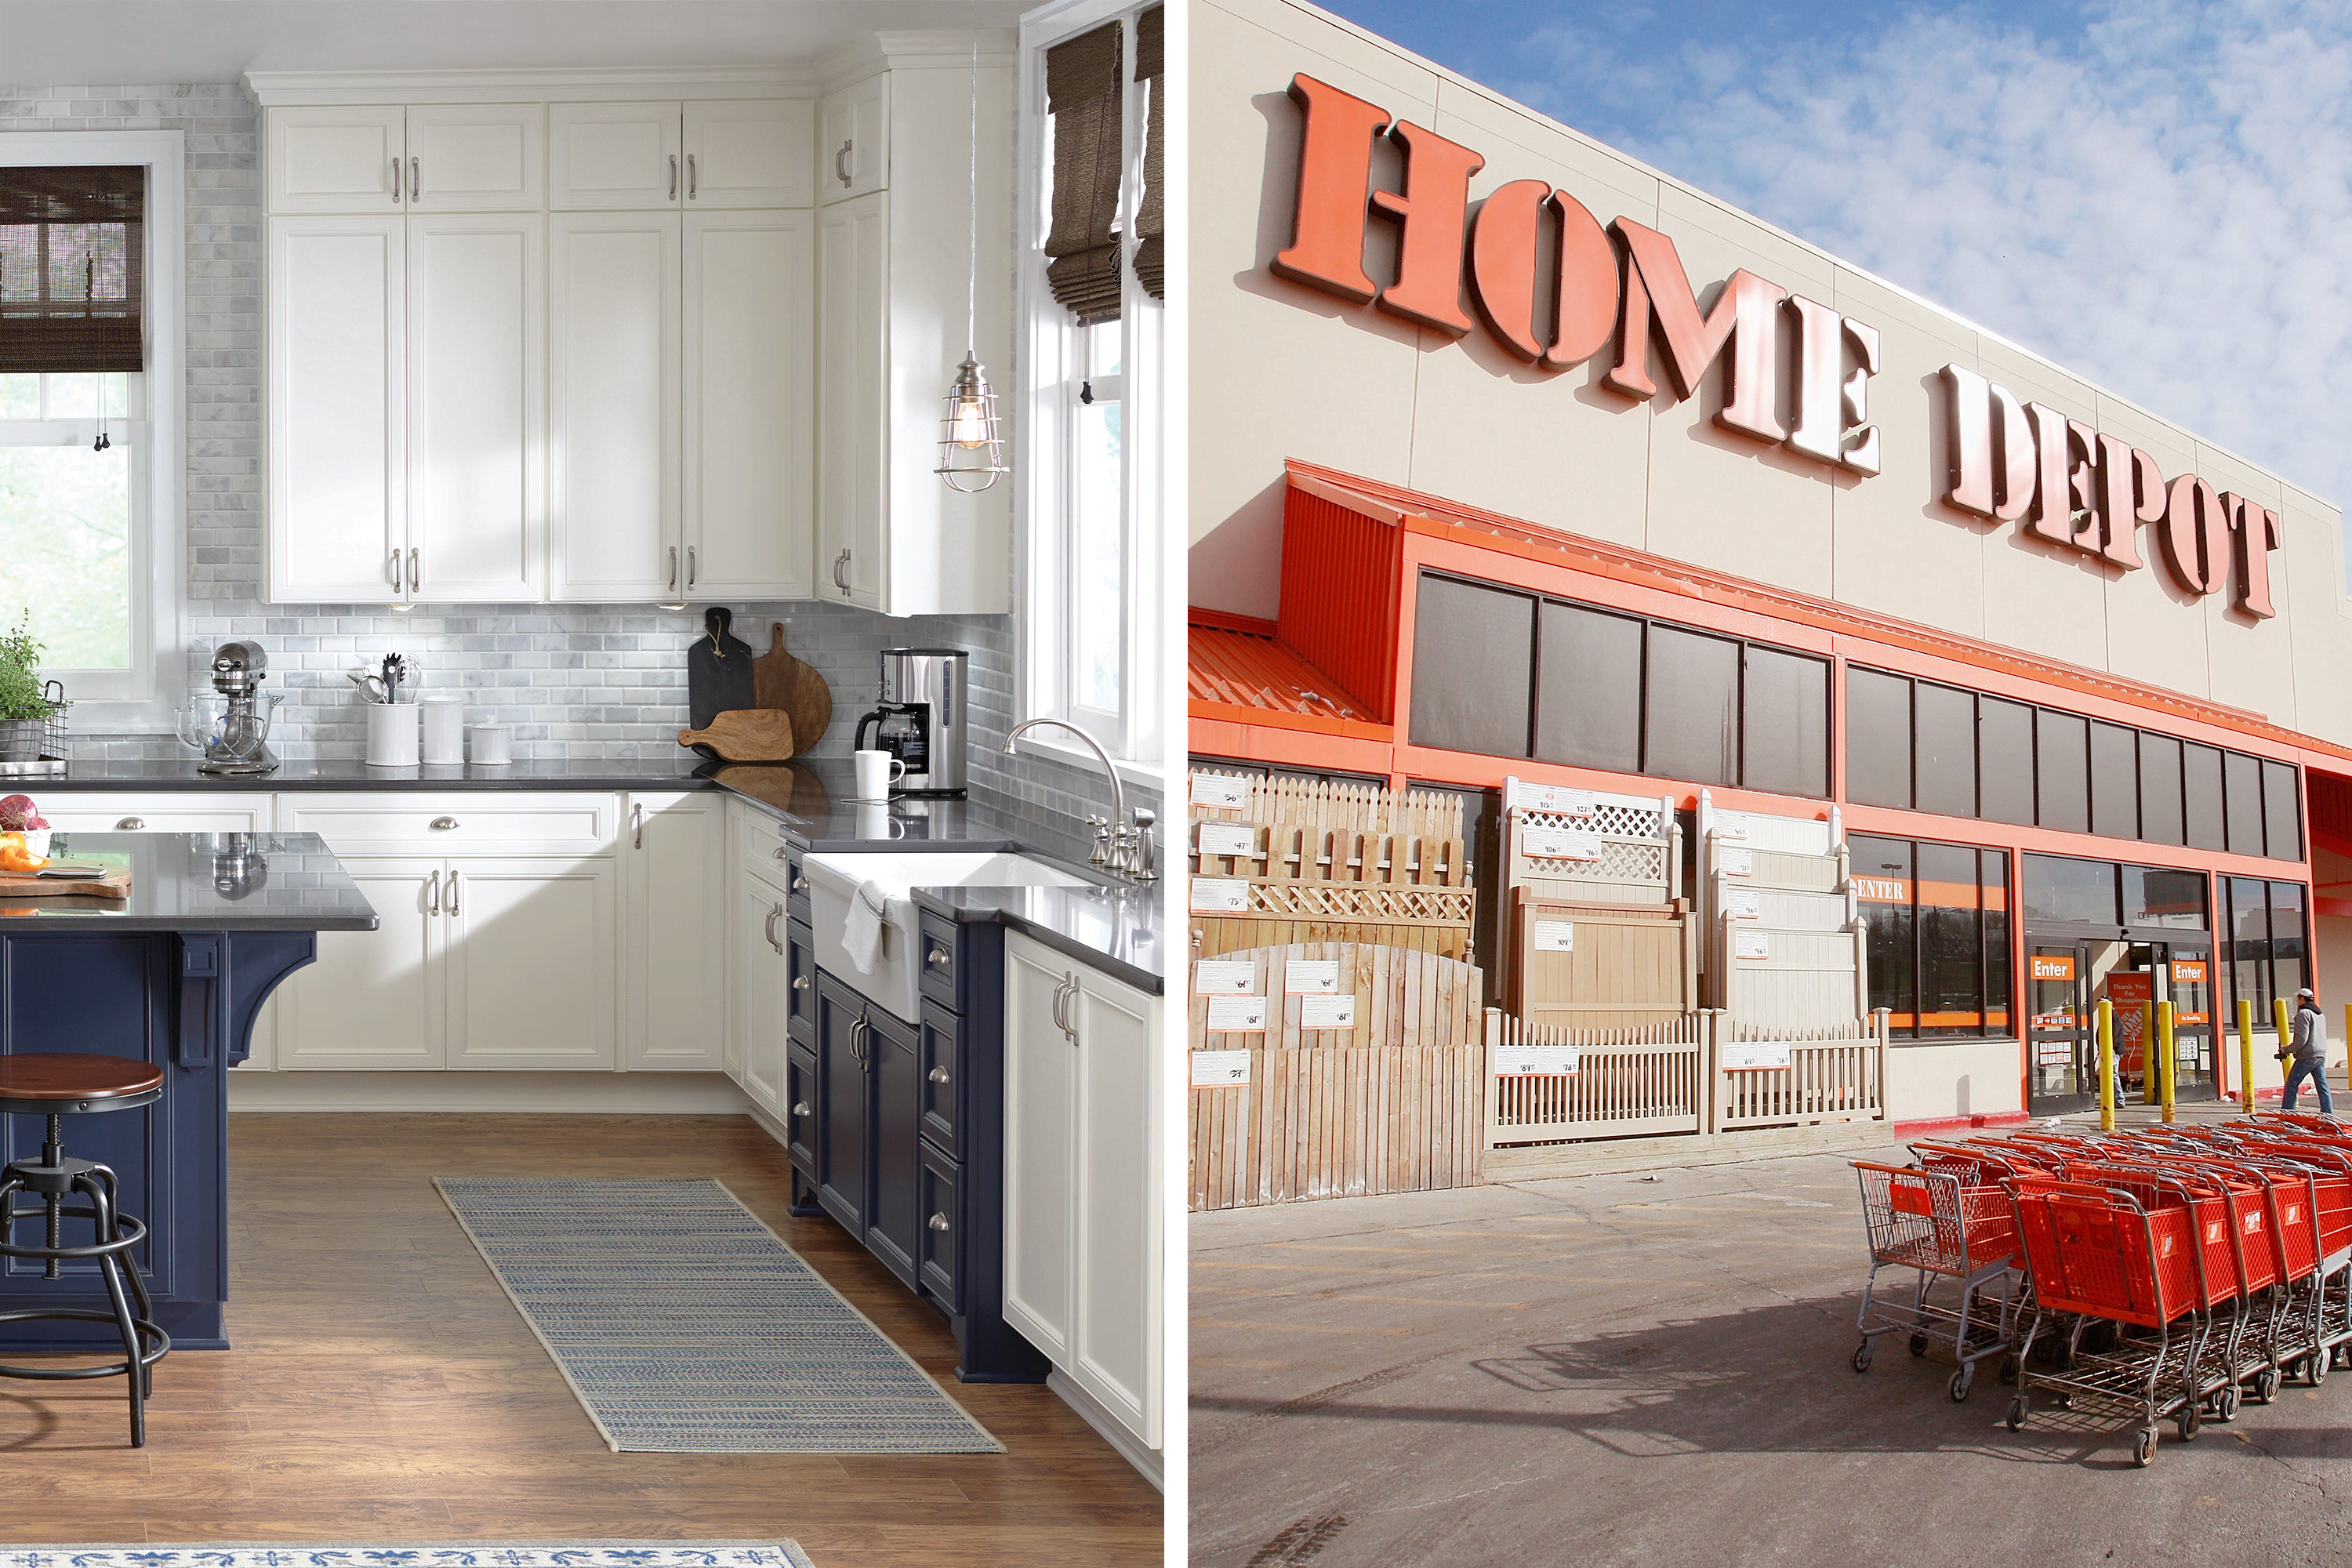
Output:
(936, 31), (1007, 494)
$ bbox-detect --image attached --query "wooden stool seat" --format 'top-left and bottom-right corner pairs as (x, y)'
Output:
(0, 1053), (165, 1116)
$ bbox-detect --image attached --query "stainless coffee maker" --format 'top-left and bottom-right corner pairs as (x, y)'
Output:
(853, 648), (967, 797)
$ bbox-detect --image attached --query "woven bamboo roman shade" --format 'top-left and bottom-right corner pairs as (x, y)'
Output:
(1044, 20), (1124, 325)
(1133, 5), (1163, 301)
(0, 166), (144, 374)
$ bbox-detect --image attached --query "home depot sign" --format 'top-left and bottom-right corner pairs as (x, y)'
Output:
(1270, 73), (2284, 616)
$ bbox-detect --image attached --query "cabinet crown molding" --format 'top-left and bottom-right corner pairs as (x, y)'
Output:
(245, 64), (817, 107)
(816, 30), (1018, 92)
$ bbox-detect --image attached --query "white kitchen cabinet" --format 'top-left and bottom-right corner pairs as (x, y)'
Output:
(552, 100), (811, 210)
(1002, 931), (1163, 1452)
(407, 212), (544, 601)
(550, 102), (683, 209)
(818, 74), (887, 204)
(550, 209), (814, 603)
(278, 858), (448, 1070)
(684, 209), (814, 600)
(267, 106), (405, 213)
(404, 104), (545, 211)
(622, 792), (725, 1072)
(732, 869), (790, 1115)
(444, 856), (616, 1069)
(266, 216), (407, 603)
(267, 103), (541, 214)
(38, 795), (275, 834)
(813, 52), (1012, 615)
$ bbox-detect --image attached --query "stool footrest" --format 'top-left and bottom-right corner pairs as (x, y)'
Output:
(0, 1203), (144, 1261)
(0, 1306), (169, 1379)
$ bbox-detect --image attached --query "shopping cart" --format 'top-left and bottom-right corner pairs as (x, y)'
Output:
(2006, 1171), (2217, 1465)
(1851, 1158), (2024, 1401)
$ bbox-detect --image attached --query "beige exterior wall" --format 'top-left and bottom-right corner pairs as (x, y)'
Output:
(1189, 0), (2352, 748)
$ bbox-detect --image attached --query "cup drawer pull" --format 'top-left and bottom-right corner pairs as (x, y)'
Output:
(116, 817), (145, 830)
(926, 946), (951, 967)
(927, 1066), (950, 1083)
(792, 975), (810, 993)
(791, 1101), (811, 1118)
(927, 1213), (950, 1232)
(430, 816), (459, 830)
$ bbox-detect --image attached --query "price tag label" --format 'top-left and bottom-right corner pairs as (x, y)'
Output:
(1194, 821), (1257, 857)
(1193, 960), (1255, 995)
(1190, 772), (1251, 810)
(1721, 1040), (1792, 1071)
(1723, 887), (1761, 920)
(1207, 995), (1269, 1033)
(1285, 960), (1340, 994)
(1532, 919), (1575, 953)
(1493, 1042), (1580, 1076)
(1712, 820), (1750, 842)
(1734, 929), (1772, 961)
(1523, 826), (1603, 862)
(1300, 993), (1356, 1029)
(1190, 878), (1250, 913)
(1719, 847), (1753, 878)
(1512, 782), (1595, 817)
(2036, 1041), (2074, 1066)
(1191, 1050), (1252, 1087)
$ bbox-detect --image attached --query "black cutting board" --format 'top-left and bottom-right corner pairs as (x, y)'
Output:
(688, 607), (757, 735)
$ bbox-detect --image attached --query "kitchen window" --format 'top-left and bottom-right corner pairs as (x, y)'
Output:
(1017, 0), (1168, 775)
(0, 133), (184, 729)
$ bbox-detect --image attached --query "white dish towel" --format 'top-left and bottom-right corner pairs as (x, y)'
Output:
(844, 877), (891, 974)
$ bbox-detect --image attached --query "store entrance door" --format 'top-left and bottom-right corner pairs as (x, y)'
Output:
(2027, 939), (2216, 1112)
(2027, 943), (2094, 1114)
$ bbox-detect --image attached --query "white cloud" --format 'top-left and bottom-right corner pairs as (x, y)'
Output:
(1501, 1), (2352, 509)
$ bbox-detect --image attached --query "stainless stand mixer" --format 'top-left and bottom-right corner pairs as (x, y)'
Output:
(178, 641), (284, 776)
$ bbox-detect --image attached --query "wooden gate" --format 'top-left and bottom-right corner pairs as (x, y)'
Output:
(1486, 1011), (1706, 1145)
(1188, 942), (1485, 1210)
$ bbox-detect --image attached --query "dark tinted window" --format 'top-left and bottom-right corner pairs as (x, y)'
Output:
(1846, 668), (1912, 808)
(2137, 732), (2183, 846)
(1534, 601), (1642, 773)
(1644, 626), (1740, 787)
(2035, 710), (2089, 834)
(2224, 751), (2264, 857)
(1978, 696), (2034, 826)
(2024, 853), (2118, 925)
(1984, 851), (2011, 1033)
(2183, 743), (2225, 851)
(2273, 880), (2310, 1001)
(2124, 864), (2206, 929)
(1915, 683), (1976, 818)
(2089, 721), (2138, 840)
(2263, 760), (2302, 860)
(1741, 645), (1828, 798)
(1852, 835), (1915, 1028)
(1410, 575), (1531, 757)
(1917, 840), (1984, 1037)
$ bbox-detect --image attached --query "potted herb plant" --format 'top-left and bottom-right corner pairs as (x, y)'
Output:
(0, 614), (64, 764)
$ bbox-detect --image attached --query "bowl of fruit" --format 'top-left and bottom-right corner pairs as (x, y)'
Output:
(1, 795), (52, 862)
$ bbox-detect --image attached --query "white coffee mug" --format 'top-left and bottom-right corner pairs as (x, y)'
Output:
(853, 749), (907, 800)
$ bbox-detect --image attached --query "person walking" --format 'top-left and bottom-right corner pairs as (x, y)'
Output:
(2284, 987), (2335, 1114)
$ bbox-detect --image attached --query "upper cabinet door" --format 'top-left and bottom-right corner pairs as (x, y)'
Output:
(550, 101), (683, 209)
(547, 212), (682, 603)
(405, 103), (545, 211)
(406, 212), (545, 603)
(267, 106), (405, 214)
(266, 216), (407, 604)
(815, 192), (886, 612)
(818, 75), (887, 204)
(684, 100), (815, 209)
(684, 210), (813, 601)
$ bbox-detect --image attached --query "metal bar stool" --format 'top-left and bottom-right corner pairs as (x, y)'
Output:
(0, 1053), (170, 1446)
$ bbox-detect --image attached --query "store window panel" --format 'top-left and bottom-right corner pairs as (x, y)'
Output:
(1643, 625), (1740, 787)
(1409, 574), (1532, 758)
(1913, 682), (1976, 819)
(2034, 710), (2089, 834)
(1846, 667), (1913, 808)
(1917, 840), (1985, 1036)
(2089, 721), (2140, 840)
(2263, 760), (2303, 860)
(1850, 834), (1915, 1033)
(2137, 732), (2185, 847)
(1533, 601), (1642, 774)
(1977, 696), (2034, 827)
(2224, 751), (2265, 857)
(1740, 644), (1828, 799)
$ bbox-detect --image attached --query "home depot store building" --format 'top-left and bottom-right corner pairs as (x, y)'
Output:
(1186, 0), (2352, 1128)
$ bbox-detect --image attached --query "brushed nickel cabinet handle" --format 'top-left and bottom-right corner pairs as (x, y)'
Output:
(927, 1213), (950, 1232)
(430, 816), (459, 830)
(669, 154), (678, 201)
(391, 157), (401, 203)
(687, 151), (696, 199)
(448, 869), (459, 916)
(792, 975), (810, 993)
(835, 141), (851, 187)
(631, 801), (644, 848)
(408, 547), (419, 591)
(427, 869), (441, 916)
(686, 545), (695, 588)
(833, 548), (850, 593)
(927, 1065), (949, 1083)
(926, 946), (949, 967)
(410, 156), (419, 201)
(115, 817), (144, 830)
(768, 901), (784, 953)
(668, 545), (678, 593)
(389, 550), (403, 589)
(791, 1100), (810, 1117)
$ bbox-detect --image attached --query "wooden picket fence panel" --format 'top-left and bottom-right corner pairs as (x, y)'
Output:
(1507, 889), (1697, 1032)
(1189, 770), (1465, 840)
(1188, 943), (1484, 1210)
(1715, 1015), (1889, 1131)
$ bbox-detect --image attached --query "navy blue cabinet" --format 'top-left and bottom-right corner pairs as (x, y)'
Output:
(811, 970), (869, 1238)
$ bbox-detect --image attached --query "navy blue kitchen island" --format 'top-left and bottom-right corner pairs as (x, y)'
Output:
(0, 832), (376, 1351)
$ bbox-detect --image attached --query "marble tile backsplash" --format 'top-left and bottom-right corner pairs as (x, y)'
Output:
(5, 81), (1153, 868)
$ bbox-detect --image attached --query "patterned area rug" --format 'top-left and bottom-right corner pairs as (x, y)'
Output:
(0, 1548), (815, 1568)
(434, 1177), (1002, 1455)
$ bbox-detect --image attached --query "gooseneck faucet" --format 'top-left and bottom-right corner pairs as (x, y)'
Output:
(1000, 717), (1156, 882)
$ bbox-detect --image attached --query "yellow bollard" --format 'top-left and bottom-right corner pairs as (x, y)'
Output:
(2098, 999), (2116, 1132)
(2143, 1000), (2159, 1106)
(2241, 996), (2257, 1116)
(2278, 996), (2296, 1112)
(2158, 1000), (2177, 1123)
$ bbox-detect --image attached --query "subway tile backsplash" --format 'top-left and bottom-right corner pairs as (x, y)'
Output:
(9, 82), (1153, 868)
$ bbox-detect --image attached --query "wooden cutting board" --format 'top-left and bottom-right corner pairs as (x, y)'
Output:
(677, 707), (797, 762)
(0, 868), (129, 898)
(752, 622), (833, 752)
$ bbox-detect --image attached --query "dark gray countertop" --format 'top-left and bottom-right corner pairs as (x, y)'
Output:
(915, 884), (1163, 995)
(13, 832), (378, 931)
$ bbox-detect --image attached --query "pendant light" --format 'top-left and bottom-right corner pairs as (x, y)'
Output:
(935, 31), (1007, 493)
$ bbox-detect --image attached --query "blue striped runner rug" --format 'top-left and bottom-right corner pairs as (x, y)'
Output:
(0, 1548), (815, 1568)
(434, 1177), (1002, 1455)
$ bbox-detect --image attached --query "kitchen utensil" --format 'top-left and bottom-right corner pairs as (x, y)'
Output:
(753, 621), (833, 751)
(420, 698), (465, 764)
(675, 708), (797, 761)
(687, 607), (757, 733)
(365, 702), (419, 767)
(380, 652), (408, 706)
(470, 723), (514, 765)
(852, 749), (907, 800)
(347, 671), (390, 703)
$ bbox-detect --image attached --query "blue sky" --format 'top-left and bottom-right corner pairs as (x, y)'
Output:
(1311, 1), (2352, 535)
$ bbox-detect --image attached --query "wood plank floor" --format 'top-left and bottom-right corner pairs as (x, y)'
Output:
(0, 1113), (1162, 1566)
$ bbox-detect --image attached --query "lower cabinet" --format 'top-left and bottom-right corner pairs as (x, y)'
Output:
(1003, 928), (1162, 1452)
(812, 970), (869, 1237)
(622, 790), (724, 1071)
(731, 870), (789, 1112)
